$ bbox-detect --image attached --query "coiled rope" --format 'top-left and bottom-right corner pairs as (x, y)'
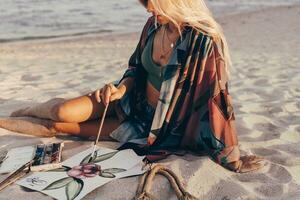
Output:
(133, 164), (198, 200)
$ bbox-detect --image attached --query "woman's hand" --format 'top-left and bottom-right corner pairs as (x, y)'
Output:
(90, 83), (125, 106)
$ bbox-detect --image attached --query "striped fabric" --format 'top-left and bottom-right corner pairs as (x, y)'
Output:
(117, 16), (240, 165)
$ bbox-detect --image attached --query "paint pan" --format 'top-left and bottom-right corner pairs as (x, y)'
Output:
(51, 143), (63, 163)
(33, 144), (45, 166)
(43, 144), (53, 164)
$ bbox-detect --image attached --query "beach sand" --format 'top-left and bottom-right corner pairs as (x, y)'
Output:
(0, 5), (300, 200)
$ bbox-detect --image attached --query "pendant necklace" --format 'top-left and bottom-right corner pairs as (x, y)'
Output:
(165, 24), (175, 48)
(159, 24), (177, 60)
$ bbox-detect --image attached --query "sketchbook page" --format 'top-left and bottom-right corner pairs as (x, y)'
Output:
(0, 145), (35, 174)
(17, 147), (146, 200)
(62, 146), (145, 171)
(118, 161), (147, 178)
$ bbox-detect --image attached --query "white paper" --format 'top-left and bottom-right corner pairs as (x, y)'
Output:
(17, 146), (146, 200)
(0, 146), (35, 174)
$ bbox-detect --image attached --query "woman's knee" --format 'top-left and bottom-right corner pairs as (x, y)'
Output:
(50, 95), (117, 123)
(51, 102), (77, 123)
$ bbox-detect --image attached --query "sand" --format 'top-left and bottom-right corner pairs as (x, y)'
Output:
(0, 5), (300, 200)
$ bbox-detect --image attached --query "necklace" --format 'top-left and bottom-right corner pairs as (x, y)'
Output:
(165, 24), (175, 48)
(159, 25), (178, 59)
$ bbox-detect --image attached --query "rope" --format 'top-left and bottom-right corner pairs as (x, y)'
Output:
(134, 164), (198, 200)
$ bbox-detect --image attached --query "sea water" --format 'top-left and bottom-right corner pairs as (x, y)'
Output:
(0, 0), (299, 42)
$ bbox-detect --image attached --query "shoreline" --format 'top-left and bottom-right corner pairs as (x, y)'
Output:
(0, 4), (298, 46)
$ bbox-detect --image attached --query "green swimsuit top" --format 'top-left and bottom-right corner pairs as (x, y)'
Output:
(141, 32), (166, 91)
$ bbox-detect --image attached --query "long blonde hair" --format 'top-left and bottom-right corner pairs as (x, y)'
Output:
(139, 0), (231, 77)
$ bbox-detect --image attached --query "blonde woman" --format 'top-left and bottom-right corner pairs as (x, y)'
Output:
(1, 0), (263, 173)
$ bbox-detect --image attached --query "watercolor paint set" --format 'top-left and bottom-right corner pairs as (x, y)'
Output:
(31, 142), (64, 171)
(0, 142), (64, 174)
(32, 143), (63, 165)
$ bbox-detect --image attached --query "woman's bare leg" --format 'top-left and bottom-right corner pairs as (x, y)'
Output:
(51, 117), (122, 140)
(10, 98), (66, 120)
(10, 91), (116, 123)
(2, 91), (122, 137)
(0, 116), (56, 137)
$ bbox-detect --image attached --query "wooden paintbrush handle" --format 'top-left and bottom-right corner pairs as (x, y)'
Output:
(0, 160), (33, 191)
(89, 102), (109, 161)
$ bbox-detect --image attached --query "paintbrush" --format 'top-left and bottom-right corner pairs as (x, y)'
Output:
(88, 102), (109, 163)
(0, 159), (34, 191)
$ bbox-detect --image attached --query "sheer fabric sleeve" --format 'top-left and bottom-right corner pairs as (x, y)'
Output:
(180, 37), (240, 165)
(205, 40), (240, 165)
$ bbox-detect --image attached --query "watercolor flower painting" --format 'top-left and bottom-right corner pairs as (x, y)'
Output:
(17, 148), (145, 200)
(42, 151), (126, 200)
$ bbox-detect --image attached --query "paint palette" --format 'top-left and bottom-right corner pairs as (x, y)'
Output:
(31, 142), (64, 171)
(0, 142), (64, 174)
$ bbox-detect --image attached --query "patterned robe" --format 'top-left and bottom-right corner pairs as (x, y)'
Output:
(116, 16), (240, 165)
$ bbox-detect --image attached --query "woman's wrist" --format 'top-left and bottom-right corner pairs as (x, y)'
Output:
(117, 77), (135, 96)
(117, 84), (126, 97)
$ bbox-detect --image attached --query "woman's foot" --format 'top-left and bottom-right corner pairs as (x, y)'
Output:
(9, 98), (66, 121)
(10, 107), (31, 117)
(225, 155), (264, 173)
(0, 117), (57, 137)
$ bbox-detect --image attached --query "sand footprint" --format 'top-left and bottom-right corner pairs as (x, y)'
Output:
(252, 146), (300, 167)
(202, 180), (248, 200)
(267, 163), (293, 184)
(233, 161), (293, 198)
(21, 74), (42, 82)
(254, 163), (297, 198)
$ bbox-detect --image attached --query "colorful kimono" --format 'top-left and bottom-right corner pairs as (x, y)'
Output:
(114, 16), (240, 165)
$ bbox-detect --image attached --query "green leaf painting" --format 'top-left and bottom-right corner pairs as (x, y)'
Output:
(80, 152), (97, 165)
(43, 177), (74, 190)
(102, 168), (126, 174)
(41, 150), (127, 200)
(99, 172), (115, 178)
(80, 151), (118, 164)
(47, 166), (71, 172)
(66, 178), (84, 200)
(43, 177), (84, 200)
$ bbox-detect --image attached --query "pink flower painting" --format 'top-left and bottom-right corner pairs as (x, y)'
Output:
(42, 150), (126, 200)
(67, 164), (101, 179)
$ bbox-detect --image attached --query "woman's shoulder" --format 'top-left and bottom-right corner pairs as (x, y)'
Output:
(141, 16), (156, 35)
(185, 27), (216, 54)
(191, 27), (224, 59)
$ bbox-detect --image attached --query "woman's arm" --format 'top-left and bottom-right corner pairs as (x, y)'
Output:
(96, 16), (154, 105)
(92, 76), (135, 106)
(116, 76), (135, 97)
